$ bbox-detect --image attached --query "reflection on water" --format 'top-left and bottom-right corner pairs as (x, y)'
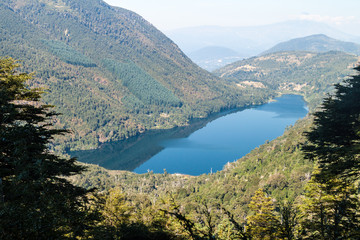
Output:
(256, 95), (309, 118)
(72, 95), (308, 175)
(70, 110), (231, 170)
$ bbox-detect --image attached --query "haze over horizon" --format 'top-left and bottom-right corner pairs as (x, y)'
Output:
(104, 0), (360, 36)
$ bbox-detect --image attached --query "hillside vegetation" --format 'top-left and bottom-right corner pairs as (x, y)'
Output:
(72, 116), (314, 215)
(214, 51), (359, 109)
(69, 49), (360, 238)
(1, 1), (359, 238)
(262, 34), (360, 55)
(0, 0), (272, 151)
(69, 70), (360, 238)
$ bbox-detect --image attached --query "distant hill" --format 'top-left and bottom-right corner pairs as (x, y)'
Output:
(214, 51), (360, 109)
(0, 0), (262, 151)
(189, 46), (239, 60)
(188, 46), (242, 71)
(166, 20), (360, 57)
(262, 34), (360, 55)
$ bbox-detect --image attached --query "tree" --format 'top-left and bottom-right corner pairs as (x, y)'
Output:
(246, 189), (281, 240)
(301, 66), (360, 239)
(160, 195), (202, 240)
(0, 58), (96, 239)
(92, 189), (178, 240)
(297, 174), (360, 239)
(220, 206), (249, 240)
(303, 66), (360, 181)
(278, 201), (297, 240)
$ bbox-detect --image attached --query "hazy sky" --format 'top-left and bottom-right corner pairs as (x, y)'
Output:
(104, 0), (360, 36)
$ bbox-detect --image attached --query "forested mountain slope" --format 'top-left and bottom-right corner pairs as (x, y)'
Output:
(0, 0), (265, 151)
(261, 34), (360, 55)
(70, 50), (360, 226)
(214, 51), (359, 109)
(70, 49), (360, 208)
(72, 115), (314, 223)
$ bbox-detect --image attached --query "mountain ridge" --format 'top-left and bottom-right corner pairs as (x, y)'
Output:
(188, 46), (242, 71)
(261, 34), (360, 55)
(0, 0), (263, 151)
(214, 51), (359, 109)
(166, 20), (360, 57)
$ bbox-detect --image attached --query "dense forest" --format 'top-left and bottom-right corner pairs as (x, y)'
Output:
(0, 0), (275, 152)
(1, 0), (357, 154)
(1, 58), (359, 239)
(1, 0), (359, 239)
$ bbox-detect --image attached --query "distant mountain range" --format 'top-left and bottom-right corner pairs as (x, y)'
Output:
(166, 20), (360, 58)
(189, 46), (240, 61)
(262, 34), (360, 55)
(0, 0), (254, 151)
(188, 46), (243, 71)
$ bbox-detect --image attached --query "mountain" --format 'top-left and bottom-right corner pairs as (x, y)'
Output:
(188, 46), (243, 71)
(73, 115), (315, 227)
(72, 50), (360, 229)
(0, 0), (262, 151)
(166, 20), (360, 57)
(214, 51), (359, 109)
(189, 46), (240, 61)
(262, 34), (360, 55)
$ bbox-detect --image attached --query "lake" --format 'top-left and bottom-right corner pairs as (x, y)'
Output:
(72, 94), (308, 175)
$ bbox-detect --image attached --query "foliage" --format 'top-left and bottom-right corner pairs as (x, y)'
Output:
(160, 195), (202, 240)
(277, 201), (297, 240)
(297, 175), (360, 239)
(298, 66), (360, 240)
(0, 0), (272, 151)
(0, 58), (97, 239)
(215, 51), (359, 110)
(70, 116), (315, 235)
(42, 40), (96, 67)
(102, 58), (182, 106)
(1, 1), (360, 238)
(92, 188), (181, 240)
(303, 66), (360, 181)
(246, 189), (281, 239)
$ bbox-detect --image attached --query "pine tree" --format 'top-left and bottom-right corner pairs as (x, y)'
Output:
(301, 66), (360, 239)
(303, 66), (360, 181)
(0, 58), (96, 239)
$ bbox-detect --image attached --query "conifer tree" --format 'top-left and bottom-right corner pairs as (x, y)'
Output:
(0, 58), (96, 239)
(301, 65), (360, 239)
(303, 66), (360, 181)
(278, 201), (297, 240)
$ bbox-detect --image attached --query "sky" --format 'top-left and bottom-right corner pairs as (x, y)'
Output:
(103, 0), (360, 36)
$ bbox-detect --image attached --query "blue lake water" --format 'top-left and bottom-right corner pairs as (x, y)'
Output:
(134, 94), (307, 175)
(72, 94), (308, 176)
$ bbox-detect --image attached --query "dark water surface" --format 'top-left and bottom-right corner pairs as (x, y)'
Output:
(72, 95), (308, 175)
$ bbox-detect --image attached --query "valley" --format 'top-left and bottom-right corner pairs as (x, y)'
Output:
(0, 0), (271, 152)
(1, 0), (360, 239)
(73, 94), (307, 175)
